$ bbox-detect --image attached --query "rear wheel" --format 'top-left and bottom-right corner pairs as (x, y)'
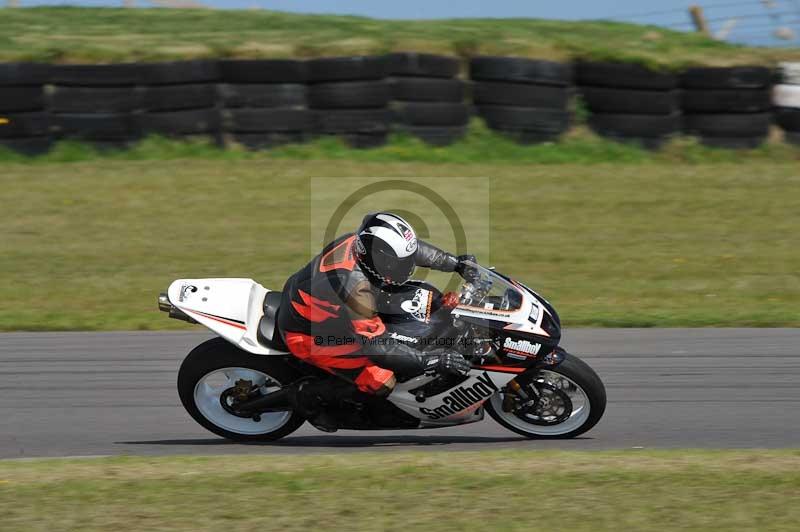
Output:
(486, 353), (606, 438)
(178, 338), (305, 442)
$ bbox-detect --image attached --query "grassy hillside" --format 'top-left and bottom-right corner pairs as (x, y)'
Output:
(2, 451), (800, 532)
(1, 155), (798, 331)
(2, 7), (800, 67)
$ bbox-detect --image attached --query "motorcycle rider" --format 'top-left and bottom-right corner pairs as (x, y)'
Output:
(277, 212), (475, 427)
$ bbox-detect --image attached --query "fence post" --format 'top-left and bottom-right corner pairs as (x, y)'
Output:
(689, 5), (711, 36)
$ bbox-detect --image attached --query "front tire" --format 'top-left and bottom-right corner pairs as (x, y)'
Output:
(486, 353), (606, 439)
(178, 337), (305, 442)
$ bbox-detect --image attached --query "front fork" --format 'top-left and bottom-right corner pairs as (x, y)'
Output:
(501, 346), (566, 412)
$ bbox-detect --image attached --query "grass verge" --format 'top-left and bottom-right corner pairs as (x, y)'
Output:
(3, 7), (800, 67)
(1, 150), (798, 330)
(1, 450), (799, 531)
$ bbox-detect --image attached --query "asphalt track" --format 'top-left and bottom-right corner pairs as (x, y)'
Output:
(1, 329), (798, 458)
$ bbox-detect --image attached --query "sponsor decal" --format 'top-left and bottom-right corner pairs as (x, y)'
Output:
(178, 284), (198, 302)
(389, 331), (418, 344)
(400, 288), (432, 323)
(419, 372), (498, 420)
(503, 337), (541, 357)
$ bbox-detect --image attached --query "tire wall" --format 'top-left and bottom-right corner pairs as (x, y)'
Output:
(387, 52), (468, 146)
(0, 63), (50, 155)
(0, 58), (788, 155)
(470, 56), (572, 144)
(576, 61), (680, 150)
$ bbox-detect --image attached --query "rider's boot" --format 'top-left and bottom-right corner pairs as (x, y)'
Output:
(289, 378), (356, 433)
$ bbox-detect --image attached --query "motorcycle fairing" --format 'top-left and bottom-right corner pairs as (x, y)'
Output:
(387, 369), (517, 425)
(167, 278), (287, 355)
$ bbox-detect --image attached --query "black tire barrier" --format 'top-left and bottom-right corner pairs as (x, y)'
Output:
(470, 57), (572, 86)
(307, 56), (387, 82)
(681, 89), (771, 113)
(393, 102), (470, 126)
(0, 63), (50, 86)
(575, 61), (677, 90)
(580, 87), (679, 115)
(342, 132), (389, 149)
(52, 113), (139, 140)
(0, 136), (52, 155)
(587, 113), (681, 138)
(775, 108), (800, 131)
(683, 113), (771, 138)
(141, 60), (219, 85)
(680, 66), (772, 89)
(0, 58), (794, 152)
(138, 109), (219, 136)
(223, 108), (313, 133)
(49, 63), (145, 87)
(385, 52), (460, 78)
(399, 125), (466, 146)
(477, 105), (571, 134)
(0, 86), (45, 112)
(218, 83), (306, 108)
(389, 77), (465, 102)
(472, 81), (568, 108)
(218, 60), (307, 83)
(308, 80), (390, 109)
(141, 83), (217, 112)
(50, 86), (142, 113)
(228, 132), (308, 150)
(315, 108), (392, 133)
(0, 112), (50, 138)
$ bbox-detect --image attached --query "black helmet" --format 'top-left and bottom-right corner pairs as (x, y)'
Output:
(355, 212), (418, 287)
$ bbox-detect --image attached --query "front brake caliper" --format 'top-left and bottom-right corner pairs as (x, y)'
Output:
(232, 379), (255, 402)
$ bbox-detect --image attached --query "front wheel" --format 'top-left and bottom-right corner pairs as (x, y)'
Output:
(486, 353), (606, 439)
(178, 337), (305, 442)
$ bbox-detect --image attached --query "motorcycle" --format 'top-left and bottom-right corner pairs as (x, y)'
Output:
(158, 261), (606, 441)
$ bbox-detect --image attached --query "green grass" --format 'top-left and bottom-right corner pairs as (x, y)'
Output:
(3, 7), (800, 67)
(1, 147), (798, 330)
(1, 124), (799, 166)
(1, 451), (799, 531)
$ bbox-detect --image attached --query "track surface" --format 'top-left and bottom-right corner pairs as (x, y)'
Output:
(1, 329), (798, 458)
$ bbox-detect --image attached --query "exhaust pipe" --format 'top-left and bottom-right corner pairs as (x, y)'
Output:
(157, 292), (198, 324)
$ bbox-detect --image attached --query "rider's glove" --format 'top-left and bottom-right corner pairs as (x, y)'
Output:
(454, 254), (479, 282)
(424, 350), (472, 377)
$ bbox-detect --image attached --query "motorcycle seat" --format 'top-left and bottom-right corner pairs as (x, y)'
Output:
(257, 290), (288, 351)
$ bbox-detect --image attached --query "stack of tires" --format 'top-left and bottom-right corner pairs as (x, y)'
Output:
(219, 60), (311, 150)
(470, 56), (572, 144)
(386, 52), (468, 146)
(49, 63), (143, 149)
(577, 62), (680, 149)
(308, 56), (391, 148)
(680, 66), (772, 148)
(139, 60), (221, 144)
(772, 63), (800, 145)
(0, 63), (50, 155)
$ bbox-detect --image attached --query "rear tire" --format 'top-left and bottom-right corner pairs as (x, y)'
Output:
(178, 337), (305, 442)
(486, 353), (606, 439)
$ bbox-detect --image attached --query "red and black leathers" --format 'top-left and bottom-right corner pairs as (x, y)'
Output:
(277, 233), (459, 394)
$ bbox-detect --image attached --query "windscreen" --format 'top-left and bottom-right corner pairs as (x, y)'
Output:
(457, 262), (524, 314)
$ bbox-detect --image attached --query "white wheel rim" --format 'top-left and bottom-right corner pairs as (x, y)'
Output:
(490, 369), (591, 436)
(193, 367), (292, 435)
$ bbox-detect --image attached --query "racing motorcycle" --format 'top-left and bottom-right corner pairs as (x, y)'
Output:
(158, 262), (606, 441)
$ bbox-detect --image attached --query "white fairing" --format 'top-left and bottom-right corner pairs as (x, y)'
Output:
(167, 278), (287, 355)
(388, 369), (517, 425)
